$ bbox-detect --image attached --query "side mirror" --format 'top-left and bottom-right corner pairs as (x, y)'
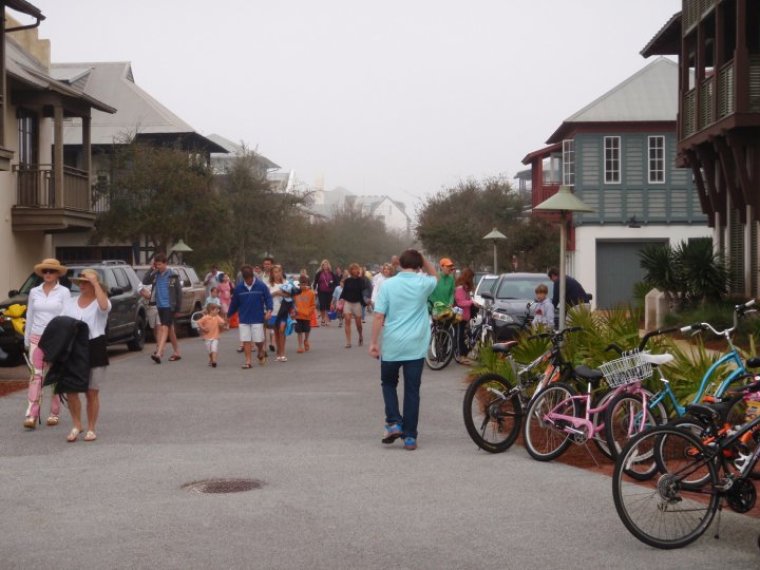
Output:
(481, 292), (494, 301)
(8, 290), (19, 297)
(110, 287), (123, 296)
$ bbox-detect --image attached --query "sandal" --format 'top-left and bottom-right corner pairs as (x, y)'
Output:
(241, 363), (252, 369)
(23, 416), (37, 429)
(345, 344), (352, 349)
(66, 428), (81, 442)
(257, 354), (267, 366)
(304, 340), (310, 351)
(46, 415), (59, 426)
(168, 355), (181, 362)
(84, 430), (97, 442)
(150, 353), (161, 364)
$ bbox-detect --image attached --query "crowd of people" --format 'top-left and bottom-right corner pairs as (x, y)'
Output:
(17, 250), (588, 452)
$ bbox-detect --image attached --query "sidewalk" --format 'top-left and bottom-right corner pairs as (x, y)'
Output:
(1, 324), (758, 569)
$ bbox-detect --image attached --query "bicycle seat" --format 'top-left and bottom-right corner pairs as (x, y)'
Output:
(492, 342), (518, 355)
(747, 357), (760, 368)
(574, 365), (604, 386)
(684, 403), (720, 424)
(641, 353), (674, 366)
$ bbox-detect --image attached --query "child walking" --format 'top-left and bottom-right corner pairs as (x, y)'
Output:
(293, 275), (316, 353)
(197, 302), (227, 367)
(332, 279), (344, 328)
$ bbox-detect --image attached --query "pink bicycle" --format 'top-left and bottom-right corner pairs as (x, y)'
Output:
(524, 350), (669, 462)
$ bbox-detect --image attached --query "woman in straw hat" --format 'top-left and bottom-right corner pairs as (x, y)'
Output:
(61, 268), (111, 442)
(23, 258), (71, 429)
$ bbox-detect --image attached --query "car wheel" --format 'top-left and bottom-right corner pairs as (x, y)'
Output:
(126, 314), (146, 351)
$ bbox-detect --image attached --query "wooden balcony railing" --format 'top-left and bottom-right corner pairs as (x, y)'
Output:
(699, 76), (714, 129)
(14, 164), (91, 211)
(683, 88), (697, 138)
(683, 0), (718, 32)
(718, 60), (735, 118)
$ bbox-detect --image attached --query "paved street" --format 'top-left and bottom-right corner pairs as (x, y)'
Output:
(1, 324), (759, 570)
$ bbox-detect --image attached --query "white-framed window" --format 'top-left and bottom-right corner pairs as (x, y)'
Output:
(604, 136), (621, 184)
(562, 139), (574, 186)
(648, 136), (665, 184)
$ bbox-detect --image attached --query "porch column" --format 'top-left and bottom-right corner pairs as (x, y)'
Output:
(745, 204), (753, 297)
(53, 104), (64, 208)
(82, 115), (92, 207)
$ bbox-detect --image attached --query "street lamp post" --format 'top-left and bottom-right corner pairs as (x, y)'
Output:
(482, 228), (507, 273)
(534, 186), (593, 326)
(170, 239), (193, 265)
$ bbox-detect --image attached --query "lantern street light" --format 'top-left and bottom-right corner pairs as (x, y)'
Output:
(170, 238), (193, 264)
(482, 228), (507, 273)
(534, 186), (593, 327)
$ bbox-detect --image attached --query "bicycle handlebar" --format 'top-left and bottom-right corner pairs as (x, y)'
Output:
(637, 325), (683, 351)
(605, 343), (624, 355)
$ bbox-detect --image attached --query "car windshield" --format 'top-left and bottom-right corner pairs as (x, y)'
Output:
(476, 276), (498, 296)
(496, 277), (552, 300)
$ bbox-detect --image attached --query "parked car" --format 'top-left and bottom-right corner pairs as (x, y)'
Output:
(473, 273), (499, 307)
(0, 260), (148, 367)
(489, 272), (554, 341)
(133, 264), (206, 335)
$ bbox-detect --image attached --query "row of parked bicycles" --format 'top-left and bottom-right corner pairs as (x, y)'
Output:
(462, 299), (760, 551)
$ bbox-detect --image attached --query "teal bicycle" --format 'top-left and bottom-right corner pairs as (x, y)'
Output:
(606, 300), (758, 477)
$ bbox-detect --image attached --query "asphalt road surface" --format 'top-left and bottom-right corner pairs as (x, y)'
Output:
(1, 323), (759, 569)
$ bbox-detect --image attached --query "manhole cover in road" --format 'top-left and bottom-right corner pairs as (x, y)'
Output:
(181, 478), (263, 494)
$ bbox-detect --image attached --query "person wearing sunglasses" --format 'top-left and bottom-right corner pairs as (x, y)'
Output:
(23, 258), (71, 429)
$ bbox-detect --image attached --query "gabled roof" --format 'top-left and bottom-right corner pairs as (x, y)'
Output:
(5, 37), (114, 114)
(547, 57), (678, 143)
(50, 61), (225, 152)
(641, 12), (682, 57)
(206, 133), (280, 170)
(5, 0), (44, 20)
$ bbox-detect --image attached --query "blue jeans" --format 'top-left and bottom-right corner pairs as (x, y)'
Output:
(380, 358), (424, 439)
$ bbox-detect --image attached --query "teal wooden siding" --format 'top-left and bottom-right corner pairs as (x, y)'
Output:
(572, 132), (708, 225)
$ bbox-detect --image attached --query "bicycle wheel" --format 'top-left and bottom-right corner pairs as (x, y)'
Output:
(425, 327), (454, 370)
(524, 382), (579, 461)
(613, 427), (719, 549)
(655, 417), (713, 490)
(463, 373), (522, 453)
(591, 390), (615, 460)
(605, 393), (667, 459)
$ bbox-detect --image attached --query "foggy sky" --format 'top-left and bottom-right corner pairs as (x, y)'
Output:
(25, 0), (680, 214)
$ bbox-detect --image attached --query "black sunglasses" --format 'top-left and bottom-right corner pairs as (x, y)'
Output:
(41, 269), (58, 275)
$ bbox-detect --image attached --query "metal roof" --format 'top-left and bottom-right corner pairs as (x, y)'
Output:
(5, 0), (44, 20)
(206, 133), (280, 170)
(5, 37), (115, 114)
(50, 61), (225, 152)
(641, 12), (682, 57)
(547, 57), (678, 143)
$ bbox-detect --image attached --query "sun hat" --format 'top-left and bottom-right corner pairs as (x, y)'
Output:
(439, 258), (455, 268)
(72, 268), (107, 291)
(33, 258), (67, 277)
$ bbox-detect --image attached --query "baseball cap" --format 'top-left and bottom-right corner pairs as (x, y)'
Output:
(439, 258), (455, 268)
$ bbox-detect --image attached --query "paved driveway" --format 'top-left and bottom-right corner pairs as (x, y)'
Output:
(1, 324), (758, 569)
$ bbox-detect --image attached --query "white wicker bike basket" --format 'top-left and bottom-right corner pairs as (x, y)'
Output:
(598, 350), (652, 388)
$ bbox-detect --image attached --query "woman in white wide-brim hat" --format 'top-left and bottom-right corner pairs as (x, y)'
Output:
(23, 258), (71, 429)
(61, 268), (111, 442)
